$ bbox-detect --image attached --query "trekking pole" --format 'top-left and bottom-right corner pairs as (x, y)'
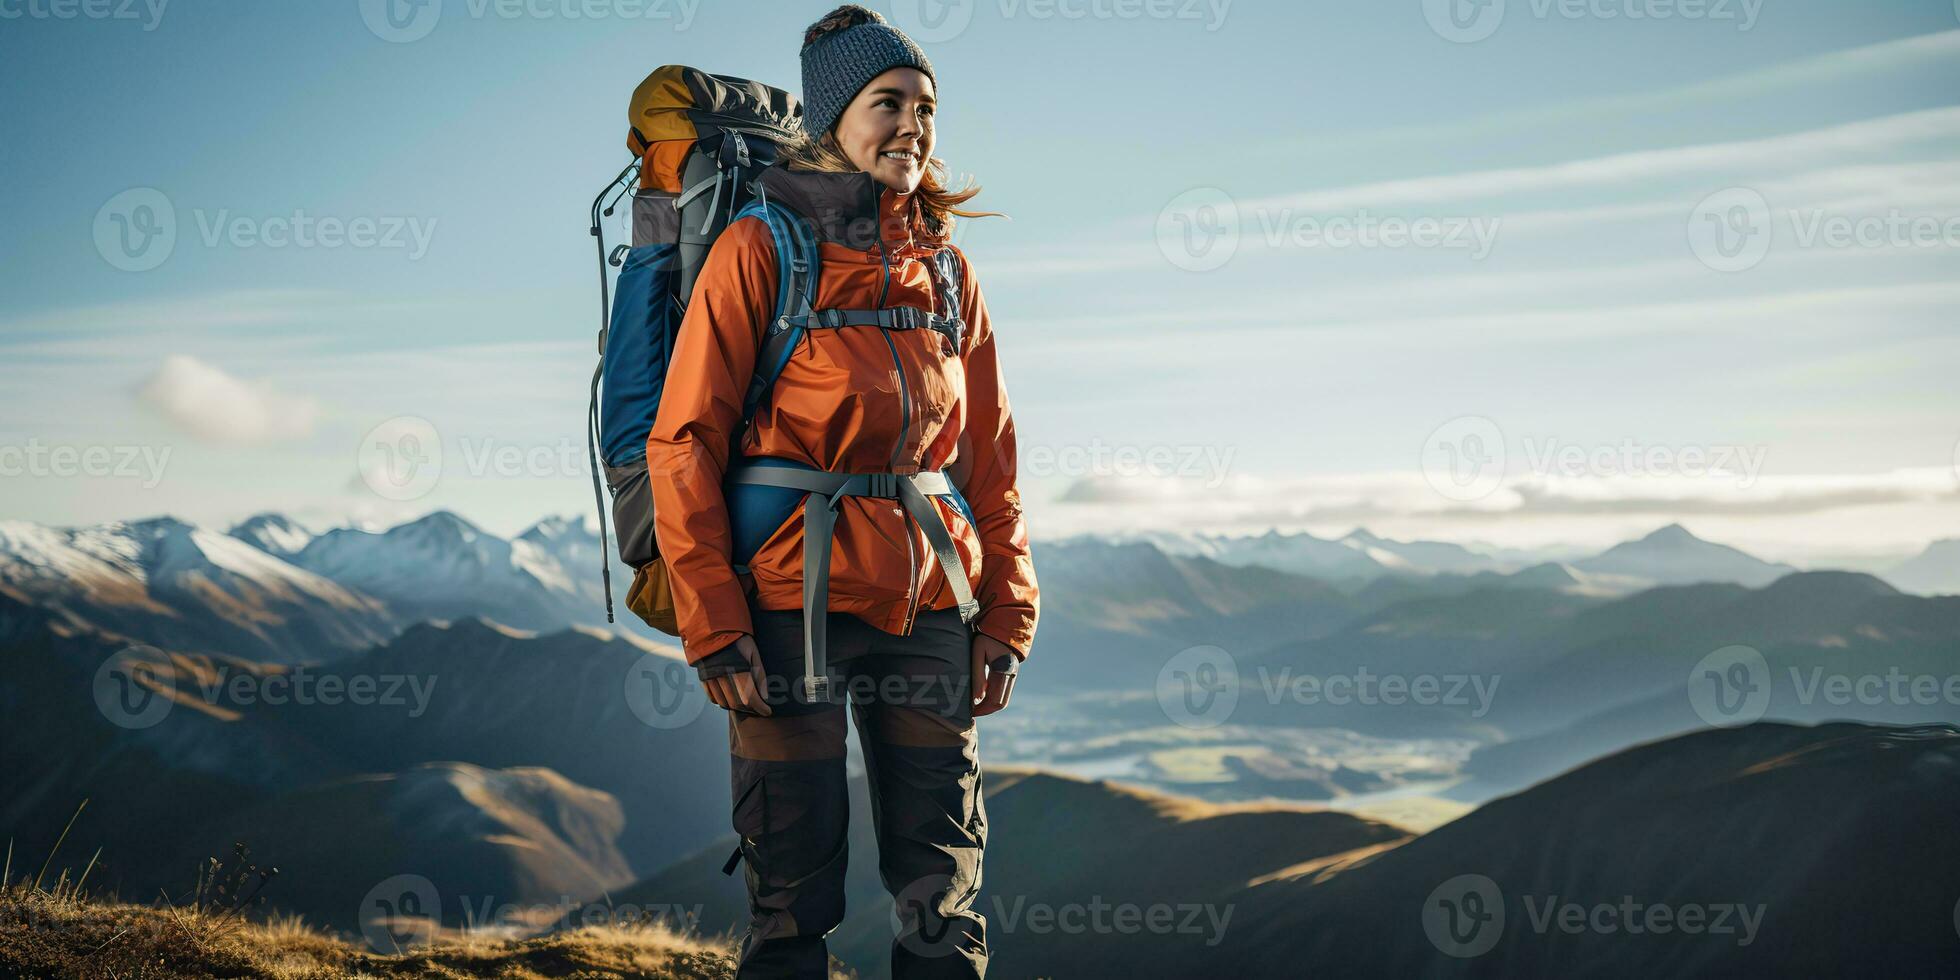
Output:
(586, 160), (640, 623)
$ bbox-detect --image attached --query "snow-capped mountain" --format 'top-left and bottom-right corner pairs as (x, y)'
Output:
(1572, 523), (1796, 588)
(0, 516), (392, 662)
(1338, 527), (1506, 576)
(515, 514), (621, 611)
(0, 510), (637, 664)
(1088, 526), (1517, 581)
(285, 511), (613, 632)
(1884, 538), (1960, 596)
(1225, 527), (1403, 579)
(1088, 527), (1393, 580)
(227, 512), (315, 558)
(1072, 523), (1800, 594)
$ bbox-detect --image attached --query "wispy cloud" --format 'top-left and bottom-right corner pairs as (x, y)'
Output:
(1245, 108), (1960, 213)
(1, 290), (340, 338)
(136, 354), (321, 446)
(985, 106), (1960, 286)
(1034, 467), (1960, 555)
(1014, 281), (1960, 355)
(1257, 31), (1960, 161)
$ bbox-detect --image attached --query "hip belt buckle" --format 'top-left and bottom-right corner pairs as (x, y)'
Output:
(862, 472), (900, 499)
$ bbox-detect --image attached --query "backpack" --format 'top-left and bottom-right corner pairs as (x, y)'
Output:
(587, 65), (972, 638)
(588, 65), (799, 630)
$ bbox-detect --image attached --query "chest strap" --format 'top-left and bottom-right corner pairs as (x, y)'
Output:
(725, 461), (980, 704)
(784, 306), (965, 348)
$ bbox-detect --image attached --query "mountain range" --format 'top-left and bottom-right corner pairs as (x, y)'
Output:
(4, 511), (1951, 674)
(0, 516), (393, 664)
(0, 511), (629, 665)
(1088, 522), (1813, 589)
(5, 509), (1958, 976)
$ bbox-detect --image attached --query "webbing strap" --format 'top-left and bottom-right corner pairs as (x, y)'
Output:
(727, 464), (979, 703)
(897, 477), (983, 623)
(675, 172), (721, 211)
(799, 490), (838, 703)
(786, 306), (964, 348)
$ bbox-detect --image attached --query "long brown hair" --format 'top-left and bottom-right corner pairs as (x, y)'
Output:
(776, 127), (1003, 243)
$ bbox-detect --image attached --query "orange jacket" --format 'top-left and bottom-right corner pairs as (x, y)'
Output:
(646, 164), (1038, 667)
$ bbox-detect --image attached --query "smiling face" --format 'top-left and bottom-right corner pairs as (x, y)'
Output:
(830, 66), (935, 194)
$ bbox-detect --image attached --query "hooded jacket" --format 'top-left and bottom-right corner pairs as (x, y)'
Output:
(646, 162), (1038, 667)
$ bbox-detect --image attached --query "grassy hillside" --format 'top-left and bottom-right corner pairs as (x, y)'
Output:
(0, 886), (747, 980)
(0, 800), (834, 979)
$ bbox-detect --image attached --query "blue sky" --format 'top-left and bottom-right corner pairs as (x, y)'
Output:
(3, 0), (1958, 565)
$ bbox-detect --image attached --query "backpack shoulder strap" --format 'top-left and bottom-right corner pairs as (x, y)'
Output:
(730, 193), (820, 435)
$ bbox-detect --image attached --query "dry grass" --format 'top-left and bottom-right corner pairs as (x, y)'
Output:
(0, 800), (859, 980)
(0, 882), (753, 980)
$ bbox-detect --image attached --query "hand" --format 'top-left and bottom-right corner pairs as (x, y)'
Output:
(970, 633), (1019, 717)
(703, 634), (773, 716)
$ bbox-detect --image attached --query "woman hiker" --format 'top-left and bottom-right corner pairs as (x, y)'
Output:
(644, 5), (1040, 977)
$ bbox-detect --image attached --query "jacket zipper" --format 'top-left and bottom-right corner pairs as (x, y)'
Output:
(874, 224), (923, 634)
(883, 330), (921, 634)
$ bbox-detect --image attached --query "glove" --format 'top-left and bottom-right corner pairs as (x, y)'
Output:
(694, 643), (754, 683)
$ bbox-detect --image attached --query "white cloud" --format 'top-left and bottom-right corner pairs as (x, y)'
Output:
(1030, 466), (1960, 556)
(136, 354), (320, 446)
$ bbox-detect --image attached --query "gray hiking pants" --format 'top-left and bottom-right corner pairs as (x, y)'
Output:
(727, 599), (989, 979)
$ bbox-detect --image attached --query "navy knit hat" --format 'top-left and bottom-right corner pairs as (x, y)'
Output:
(799, 5), (935, 140)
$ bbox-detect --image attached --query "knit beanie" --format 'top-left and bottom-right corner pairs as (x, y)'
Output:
(799, 5), (935, 140)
